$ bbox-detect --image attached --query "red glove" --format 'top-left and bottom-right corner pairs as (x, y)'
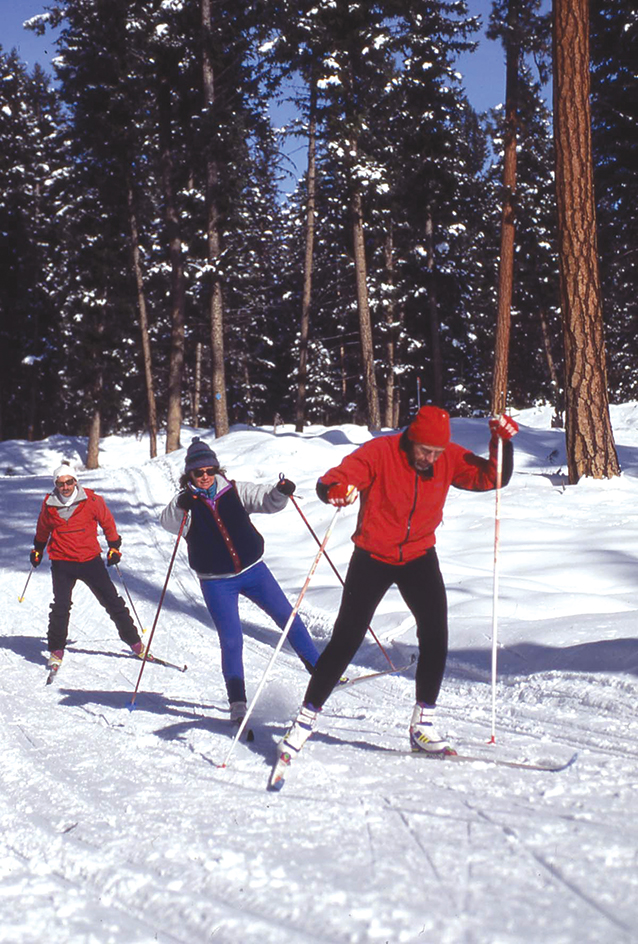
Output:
(326, 483), (358, 506)
(489, 415), (519, 440)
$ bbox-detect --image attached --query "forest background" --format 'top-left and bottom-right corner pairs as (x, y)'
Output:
(0, 0), (635, 477)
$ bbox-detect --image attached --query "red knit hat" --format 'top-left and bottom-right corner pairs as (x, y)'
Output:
(407, 406), (450, 446)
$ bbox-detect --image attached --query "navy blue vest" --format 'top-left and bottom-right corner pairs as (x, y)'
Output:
(185, 482), (264, 575)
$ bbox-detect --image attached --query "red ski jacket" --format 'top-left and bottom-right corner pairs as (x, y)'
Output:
(318, 431), (511, 565)
(34, 486), (120, 562)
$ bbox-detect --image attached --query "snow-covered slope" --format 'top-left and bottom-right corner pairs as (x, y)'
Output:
(2, 407), (638, 944)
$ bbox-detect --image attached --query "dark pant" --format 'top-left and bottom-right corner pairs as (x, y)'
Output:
(48, 556), (140, 652)
(304, 546), (448, 709)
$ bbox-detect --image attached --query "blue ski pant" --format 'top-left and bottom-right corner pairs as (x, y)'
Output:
(200, 561), (320, 703)
(303, 546), (448, 710)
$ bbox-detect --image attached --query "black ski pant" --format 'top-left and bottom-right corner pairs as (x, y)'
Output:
(47, 556), (140, 652)
(304, 546), (448, 709)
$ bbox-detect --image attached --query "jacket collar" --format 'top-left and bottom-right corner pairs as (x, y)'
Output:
(46, 483), (88, 508)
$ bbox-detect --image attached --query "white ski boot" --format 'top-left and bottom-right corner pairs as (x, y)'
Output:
(268, 704), (319, 791)
(409, 703), (455, 755)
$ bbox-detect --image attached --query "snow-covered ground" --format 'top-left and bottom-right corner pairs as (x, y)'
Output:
(2, 406), (638, 944)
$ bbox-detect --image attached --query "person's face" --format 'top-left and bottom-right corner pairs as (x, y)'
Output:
(55, 476), (77, 494)
(410, 442), (445, 472)
(190, 467), (216, 488)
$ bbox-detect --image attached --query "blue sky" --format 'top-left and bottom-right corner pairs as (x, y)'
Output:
(1, 0), (550, 113)
(2, 0), (551, 189)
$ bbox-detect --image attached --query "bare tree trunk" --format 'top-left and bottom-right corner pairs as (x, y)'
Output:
(86, 408), (101, 470)
(126, 177), (158, 458)
(86, 368), (103, 470)
(553, 0), (619, 481)
(193, 341), (202, 428)
(295, 78), (318, 433)
(340, 342), (347, 402)
(383, 226), (399, 428)
(340, 35), (380, 431)
(425, 211), (444, 407)
(539, 308), (563, 425)
(202, 0), (229, 439)
(351, 181), (381, 430)
(158, 72), (186, 454)
(491, 4), (520, 417)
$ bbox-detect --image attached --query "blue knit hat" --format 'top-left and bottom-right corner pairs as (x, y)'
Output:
(184, 437), (219, 473)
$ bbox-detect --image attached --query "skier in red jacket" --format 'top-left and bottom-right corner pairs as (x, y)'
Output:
(274, 406), (517, 775)
(30, 464), (144, 673)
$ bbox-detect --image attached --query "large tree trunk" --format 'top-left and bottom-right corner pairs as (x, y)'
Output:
(158, 71), (186, 454)
(295, 79), (318, 433)
(491, 3), (520, 417)
(126, 177), (158, 458)
(202, 0), (229, 439)
(553, 0), (619, 481)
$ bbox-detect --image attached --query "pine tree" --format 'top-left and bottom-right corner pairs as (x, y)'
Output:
(590, 0), (638, 402)
(0, 51), (66, 441)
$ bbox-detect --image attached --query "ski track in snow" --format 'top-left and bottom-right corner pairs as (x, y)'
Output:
(2, 411), (638, 943)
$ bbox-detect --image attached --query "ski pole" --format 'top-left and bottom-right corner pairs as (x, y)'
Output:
(116, 564), (145, 636)
(287, 489), (395, 669)
(128, 510), (188, 709)
(489, 434), (504, 744)
(219, 502), (346, 768)
(18, 567), (34, 603)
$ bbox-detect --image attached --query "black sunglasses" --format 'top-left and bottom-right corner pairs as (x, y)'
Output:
(192, 468), (216, 478)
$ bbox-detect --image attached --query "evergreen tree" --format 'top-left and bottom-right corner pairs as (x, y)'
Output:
(0, 51), (66, 441)
(590, 0), (638, 402)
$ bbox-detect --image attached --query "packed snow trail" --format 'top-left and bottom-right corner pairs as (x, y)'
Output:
(1, 411), (638, 943)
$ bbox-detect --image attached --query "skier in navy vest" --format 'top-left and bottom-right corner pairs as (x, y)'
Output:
(160, 437), (320, 727)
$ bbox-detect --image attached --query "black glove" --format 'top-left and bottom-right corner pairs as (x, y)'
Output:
(106, 548), (121, 567)
(30, 549), (43, 568)
(176, 488), (195, 511)
(107, 537), (122, 567)
(276, 478), (296, 496)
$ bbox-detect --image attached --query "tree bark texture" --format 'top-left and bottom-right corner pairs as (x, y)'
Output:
(295, 79), (318, 433)
(553, 0), (619, 481)
(127, 178), (158, 458)
(202, 0), (229, 438)
(491, 10), (519, 417)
